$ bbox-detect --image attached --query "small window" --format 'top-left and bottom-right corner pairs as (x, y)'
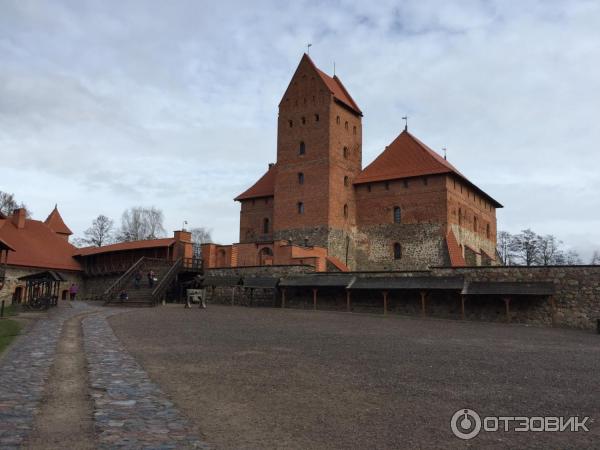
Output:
(385, 181), (390, 190)
(265, 198), (269, 204)
(289, 120), (293, 128)
(367, 184), (372, 192)
(474, 216), (478, 232)
(315, 114), (319, 122)
(336, 116), (340, 125)
(298, 172), (304, 184)
(486, 223), (491, 239)
(263, 218), (269, 234)
(297, 202), (304, 214)
(252, 199), (255, 206)
(343, 204), (348, 218)
(353, 126), (357, 135)
(393, 206), (401, 224)
(343, 146), (348, 159)
(453, 180), (456, 189)
(301, 116), (306, 125)
(393, 243), (402, 260)
(345, 121), (349, 130)
(423, 177), (428, 186)
(344, 176), (349, 187)
(458, 208), (462, 225)
(299, 141), (305, 155)
(403, 180), (409, 188)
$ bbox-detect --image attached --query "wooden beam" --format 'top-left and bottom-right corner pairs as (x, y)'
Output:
(281, 288), (286, 309)
(346, 290), (351, 312)
(312, 288), (318, 311)
(460, 295), (466, 320)
(383, 290), (388, 315)
(503, 297), (511, 323)
(420, 291), (427, 317)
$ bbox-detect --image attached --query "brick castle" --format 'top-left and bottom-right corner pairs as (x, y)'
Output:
(201, 54), (502, 271)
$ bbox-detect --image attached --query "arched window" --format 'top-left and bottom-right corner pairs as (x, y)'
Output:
(299, 141), (305, 155)
(315, 114), (319, 122)
(298, 172), (304, 184)
(297, 202), (304, 214)
(263, 218), (270, 234)
(344, 176), (349, 187)
(336, 116), (340, 125)
(353, 126), (357, 135)
(393, 206), (401, 224)
(393, 243), (402, 260)
(343, 204), (348, 218)
(343, 146), (348, 159)
(289, 120), (293, 128)
(345, 121), (349, 130)
(301, 116), (306, 125)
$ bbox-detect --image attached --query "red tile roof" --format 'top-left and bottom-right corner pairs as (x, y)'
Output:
(355, 130), (502, 208)
(303, 54), (362, 116)
(44, 206), (73, 235)
(0, 237), (15, 251)
(446, 230), (466, 267)
(0, 216), (82, 271)
(234, 164), (277, 201)
(75, 238), (176, 257)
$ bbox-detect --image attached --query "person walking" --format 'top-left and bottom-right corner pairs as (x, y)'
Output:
(68, 283), (78, 301)
(134, 269), (142, 289)
(147, 270), (156, 288)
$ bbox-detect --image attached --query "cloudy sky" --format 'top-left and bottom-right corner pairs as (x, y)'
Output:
(1, 0), (599, 259)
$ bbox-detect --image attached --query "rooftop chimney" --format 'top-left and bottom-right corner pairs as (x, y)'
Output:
(268, 163), (275, 169)
(12, 208), (26, 229)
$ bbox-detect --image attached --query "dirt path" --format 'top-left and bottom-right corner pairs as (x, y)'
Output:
(24, 312), (96, 450)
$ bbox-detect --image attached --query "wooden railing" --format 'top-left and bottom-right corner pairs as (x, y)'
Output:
(102, 257), (145, 304)
(151, 257), (183, 304)
(182, 257), (203, 272)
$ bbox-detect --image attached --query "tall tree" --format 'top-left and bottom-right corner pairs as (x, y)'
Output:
(190, 227), (212, 258)
(591, 251), (600, 265)
(117, 207), (166, 242)
(0, 191), (31, 217)
(536, 234), (564, 265)
(80, 215), (114, 247)
(496, 231), (513, 265)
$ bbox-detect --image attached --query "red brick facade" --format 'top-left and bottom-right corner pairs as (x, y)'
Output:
(205, 54), (502, 271)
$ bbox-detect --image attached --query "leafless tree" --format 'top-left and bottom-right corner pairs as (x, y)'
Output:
(190, 227), (212, 258)
(117, 207), (166, 242)
(509, 229), (540, 266)
(564, 249), (582, 265)
(0, 191), (31, 217)
(536, 234), (564, 265)
(78, 215), (114, 247)
(591, 251), (600, 265)
(496, 231), (513, 265)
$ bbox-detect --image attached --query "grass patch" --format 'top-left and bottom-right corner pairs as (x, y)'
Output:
(1, 304), (18, 317)
(0, 319), (22, 354)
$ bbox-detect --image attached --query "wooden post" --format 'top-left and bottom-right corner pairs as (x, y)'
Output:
(383, 291), (388, 315)
(420, 291), (427, 317)
(281, 288), (286, 309)
(503, 297), (511, 323)
(346, 290), (351, 312)
(231, 286), (236, 306)
(460, 295), (466, 320)
(313, 288), (318, 311)
(549, 295), (556, 326)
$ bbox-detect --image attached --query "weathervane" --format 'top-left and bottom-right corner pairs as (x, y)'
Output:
(402, 116), (408, 131)
(307, 43), (312, 54)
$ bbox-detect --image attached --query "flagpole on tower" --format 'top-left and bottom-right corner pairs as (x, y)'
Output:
(307, 43), (312, 55)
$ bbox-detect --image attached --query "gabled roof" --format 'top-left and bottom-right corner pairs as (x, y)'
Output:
(234, 164), (276, 201)
(446, 230), (466, 267)
(280, 54), (362, 116)
(44, 205), (72, 235)
(75, 238), (176, 257)
(0, 216), (81, 271)
(355, 130), (502, 208)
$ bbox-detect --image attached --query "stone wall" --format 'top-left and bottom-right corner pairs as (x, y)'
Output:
(81, 274), (123, 301)
(0, 266), (83, 305)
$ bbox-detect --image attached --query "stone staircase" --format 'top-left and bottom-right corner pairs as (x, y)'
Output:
(104, 258), (180, 307)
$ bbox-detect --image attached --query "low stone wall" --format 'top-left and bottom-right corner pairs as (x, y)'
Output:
(0, 266), (83, 305)
(81, 274), (123, 301)
(201, 264), (600, 330)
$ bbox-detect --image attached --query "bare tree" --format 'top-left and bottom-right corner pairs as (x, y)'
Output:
(78, 215), (114, 247)
(117, 207), (166, 242)
(591, 251), (600, 265)
(509, 229), (540, 266)
(496, 231), (513, 265)
(565, 249), (582, 265)
(190, 226), (212, 258)
(537, 234), (564, 265)
(0, 191), (31, 217)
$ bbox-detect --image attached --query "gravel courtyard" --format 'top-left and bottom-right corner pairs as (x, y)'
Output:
(109, 305), (600, 449)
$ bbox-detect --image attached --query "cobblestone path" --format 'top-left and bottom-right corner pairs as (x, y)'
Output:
(83, 311), (208, 449)
(0, 303), (89, 449)
(0, 303), (209, 449)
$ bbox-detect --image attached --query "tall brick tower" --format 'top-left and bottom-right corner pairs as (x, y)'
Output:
(272, 54), (363, 266)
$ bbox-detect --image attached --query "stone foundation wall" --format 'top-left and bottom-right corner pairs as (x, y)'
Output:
(81, 274), (123, 301)
(0, 266), (83, 305)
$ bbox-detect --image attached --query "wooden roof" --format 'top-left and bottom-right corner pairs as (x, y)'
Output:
(462, 282), (555, 296)
(75, 238), (175, 257)
(348, 276), (465, 291)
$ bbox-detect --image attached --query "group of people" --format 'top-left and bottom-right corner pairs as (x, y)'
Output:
(118, 269), (158, 302)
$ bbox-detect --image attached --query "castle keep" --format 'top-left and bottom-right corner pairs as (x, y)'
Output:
(203, 54), (502, 271)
